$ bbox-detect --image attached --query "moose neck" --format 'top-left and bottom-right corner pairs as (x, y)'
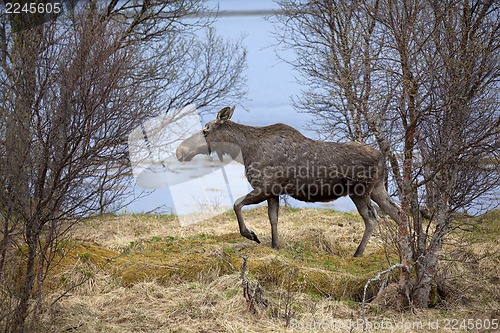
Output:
(217, 121), (259, 148)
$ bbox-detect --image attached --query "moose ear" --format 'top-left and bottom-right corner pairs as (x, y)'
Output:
(216, 106), (235, 123)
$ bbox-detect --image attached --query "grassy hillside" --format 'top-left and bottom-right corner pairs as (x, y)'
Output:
(42, 208), (499, 332)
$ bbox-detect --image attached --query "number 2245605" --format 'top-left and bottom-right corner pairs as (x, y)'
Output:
(4, 2), (62, 15)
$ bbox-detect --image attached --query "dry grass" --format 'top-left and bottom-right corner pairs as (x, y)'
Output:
(36, 207), (499, 332)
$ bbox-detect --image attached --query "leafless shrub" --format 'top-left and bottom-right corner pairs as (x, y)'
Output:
(240, 255), (268, 315)
(275, 0), (499, 309)
(0, 1), (246, 331)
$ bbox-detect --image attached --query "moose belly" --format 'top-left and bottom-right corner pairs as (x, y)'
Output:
(247, 173), (368, 202)
(287, 178), (354, 202)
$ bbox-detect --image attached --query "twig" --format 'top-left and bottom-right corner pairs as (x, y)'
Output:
(240, 254), (268, 314)
(63, 323), (84, 331)
(361, 263), (410, 331)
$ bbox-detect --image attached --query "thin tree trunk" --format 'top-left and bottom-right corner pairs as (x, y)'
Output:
(8, 19), (41, 332)
(11, 225), (38, 333)
(398, 157), (414, 309)
(0, 212), (11, 282)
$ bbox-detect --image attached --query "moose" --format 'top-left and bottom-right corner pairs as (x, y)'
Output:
(176, 106), (400, 257)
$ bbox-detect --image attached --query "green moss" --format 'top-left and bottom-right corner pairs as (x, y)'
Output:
(339, 297), (360, 309)
(223, 288), (240, 299)
(471, 210), (500, 242)
(195, 233), (210, 240)
(47, 226), (392, 302)
(78, 252), (92, 262)
(48, 207), (498, 308)
(304, 290), (322, 301)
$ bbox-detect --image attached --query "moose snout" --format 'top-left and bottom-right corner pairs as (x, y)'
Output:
(176, 131), (210, 162)
(176, 145), (190, 162)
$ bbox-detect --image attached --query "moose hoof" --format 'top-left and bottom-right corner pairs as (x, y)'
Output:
(242, 230), (261, 244)
(250, 231), (261, 244)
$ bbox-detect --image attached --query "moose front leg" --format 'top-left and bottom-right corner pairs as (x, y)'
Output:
(350, 194), (378, 257)
(233, 190), (269, 244)
(267, 196), (279, 249)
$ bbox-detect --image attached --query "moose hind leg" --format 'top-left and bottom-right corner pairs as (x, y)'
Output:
(370, 181), (400, 224)
(267, 196), (279, 249)
(234, 190), (268, 244)
(350, 195), (379, 257)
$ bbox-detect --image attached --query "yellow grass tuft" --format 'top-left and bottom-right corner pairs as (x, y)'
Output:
(37, 207), (499, 332)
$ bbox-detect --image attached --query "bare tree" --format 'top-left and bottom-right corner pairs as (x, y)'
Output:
(0, 1), (246, 331)
(275, 0), (499, 309)
(407, 0), (499, 308)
